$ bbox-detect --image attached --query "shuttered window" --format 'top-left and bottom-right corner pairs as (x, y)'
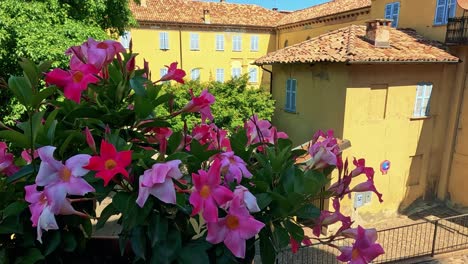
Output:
(216, 34), (224, 51)
(285, 79), (297, 112)
(413, 83), (432, 117)
(434, 0), (457, 25)
(250, 35), (259, 51)
(160, 32), (169, 50)
(232, 35), (242, 51)
(384, 2), (400, 28)
(248, 67), (258, 83)
(216, 68), (224, 82)
(190, 33), (200, 50)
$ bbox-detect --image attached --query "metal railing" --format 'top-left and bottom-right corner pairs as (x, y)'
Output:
(276, 213), (468, 263)
(446, 16), (468, 45)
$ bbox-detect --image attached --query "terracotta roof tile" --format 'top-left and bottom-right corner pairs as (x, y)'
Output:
(130, 0), (284, 28)
(277, 0), (371, 27)
(254, 25), (460, 65)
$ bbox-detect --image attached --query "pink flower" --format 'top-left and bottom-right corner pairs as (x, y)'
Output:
(217, 152), (252, 184)
(189, 160), (233, 222)
(0, 142), (19, 176)
(351, 179), (384, 203)
(21, 149), (39, 164)
(66, 38), (126, 70)
(188, 124), (231, 151)
(84, 127), (96, 153)
(84, 140), (133, 186)
(145, 127), (172, 155)
(181, 89), (215, 123)
(290, 236), (312, 254)
(136, 160), (183, 207)
(36, 146), (95, 212)
(232, 186), (260, 213)
(244, 115), (288, 147)
(159, 62), (186, 84)
(45, 59), (99, 103)
(308, 130), (342, 170)
(313, 199), (352, 237)
(337, 226), (384, 264)
(126, 55), (136, 73)
(24, 184), (78, 243)
(206, 196), (265, 258)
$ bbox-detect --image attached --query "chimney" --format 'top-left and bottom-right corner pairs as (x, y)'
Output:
(140, 0), (147, 7)
(365, 19), (392, 48)
(203, 9), (211, 24)
(272, 7), (278, 11)
(220, 0), (226, 2)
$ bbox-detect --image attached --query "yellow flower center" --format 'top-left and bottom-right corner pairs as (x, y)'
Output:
(60, 167), (72, 182)
(105, 159), (117, 170)
(39, 194), (48, 204)
(72, 71), (84, 83)
(200, 185), (211, 198)
(226, 215), (240, 230)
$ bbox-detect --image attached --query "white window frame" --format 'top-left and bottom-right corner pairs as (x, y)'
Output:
(160, 32), (169, 50)
(120, 31), (131, 49)
(250, 35), (259, 52)
(385, 2), (400, 28)
(232, 35), (242, 52)
(434, 0), (457, 25)
(216, 68), (224, 82)
(285, 78), (297, 112)
(190, 33), (200, 51)
(248, 67), (258, 83)
(232, 67), (242, 78)
(215, 34), (224, 51)
(413, 83), (432, 117)
(191, 68), (200, 81)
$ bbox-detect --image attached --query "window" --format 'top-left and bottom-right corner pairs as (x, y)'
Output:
(216, 34), (224, 51)
(250, 35), (259, 51)
(285, 79), (297, 112)
(191, 69), (200, 81)
(190, 33), (200, 50)
(232, 35), (242, 51)
(160, 32), (169, 50)
(413, 83), (432, 117)
(120, 31), (131, 49)
(216, 68), (224, 82)
(385, 2), (400, 28)
(232, 67), (242, 78)
(248, 67), (258, 83)
(434, 0), (456, 25)
(160, 68), (168, 78)
(284, 40), (289, 48)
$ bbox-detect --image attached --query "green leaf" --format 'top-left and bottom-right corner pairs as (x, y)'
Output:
(130, 76), (148, 96)
(260, 232), (276, 264)
(272, 225), (290, 249)
(38, 61), (52, 73)
(58, 131), (82, 157)
(134, 95), (154, 119)
(296, 204), (320, 219)
(2, 201), (28, 219)
(44, 231), (61, 256)
(147, 214), (168, 247)
(0, 214), (23, 234)
(303, 170), (328, 195)
(82, 218), (93, 238)
(14, 248), (44, 264)
(62, 232), (77, 252)
(112, 192), (130, 213)
(32, 87), (56, 108)
(167, 131), (183, 154)
(0, 130), (29, 149)
(255, 193), (272, 210)
(7, 164), (34, 183)
(284, 220), (304, 242)
(30, 111), (45, 143)
(177, 240), (211, 264)
(153, 93), (173, 108)
(131, 226), (147, 260)
(8, 76), (32, 107)
(96, 203), (119, 230)
(19, 58), (40, 90)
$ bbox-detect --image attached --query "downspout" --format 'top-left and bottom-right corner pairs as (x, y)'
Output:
(261, 65), (273, 94)
(179, 26), (183, 69)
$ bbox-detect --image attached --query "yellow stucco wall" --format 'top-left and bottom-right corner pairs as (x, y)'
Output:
(130, 26), (276, 88)
(370, 0), (464, 42)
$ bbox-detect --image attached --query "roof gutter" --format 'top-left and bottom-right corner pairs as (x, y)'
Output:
(260, 65), (273, 94)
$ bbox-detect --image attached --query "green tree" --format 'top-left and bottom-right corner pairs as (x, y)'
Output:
(0, 0), (136, 124)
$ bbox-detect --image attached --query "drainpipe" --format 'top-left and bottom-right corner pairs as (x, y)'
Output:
(179, 26), (183, 69)
(261, 65), (273, 94)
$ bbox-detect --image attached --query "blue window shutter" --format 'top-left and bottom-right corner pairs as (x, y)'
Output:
(391, 2), (400, 28)
(448, 0), (456, 19)
(291, 79), (297, 111)
(385, 4), (392, 20)
(286, 79), (291, 110)
(435, 0), (447, 25)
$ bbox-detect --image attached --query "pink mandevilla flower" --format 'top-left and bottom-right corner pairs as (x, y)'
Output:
(136, 160), (183, 207)
(21, 149), (39, 164)
(337, 226), (385, 264)
(146, 127), (172, 155)
(0, 142), (19, 176)
(84, 127), (97, 153)
(217, 152), (252, 184)
(232, 185), (260, 213)
(189, 159), (233, 222)
(313, 199), (352, 237)
(206, 196), (265, 258)
(35, 146), (95, 212)
(66, 38), (125, 70)
(181, 89), (215, 123)
(244, 115), (288, 146)
(45, 58), (99, 103)
(290, 236), (313, 254)
(308, 130), (342, 170)
(159, 62), (186, 84)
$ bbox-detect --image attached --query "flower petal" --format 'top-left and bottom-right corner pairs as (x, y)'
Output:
(66, 154), (91, 177)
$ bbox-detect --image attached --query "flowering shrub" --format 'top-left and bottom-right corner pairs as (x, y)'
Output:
(0, 38), (384, 263)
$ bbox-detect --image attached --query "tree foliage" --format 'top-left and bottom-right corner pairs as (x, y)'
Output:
(157, 76), (276, 132)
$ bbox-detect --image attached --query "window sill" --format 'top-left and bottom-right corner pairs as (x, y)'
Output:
(190, 49), (200, 51)
(160, 49), (170, 51)
(216, 50), (224, 52)
(433, 23), (447, 27)
(250, 50), (259, 52)
(409, 116), (432, 121)
(232, 50), (242, 52)
(283, 109), (298, 114)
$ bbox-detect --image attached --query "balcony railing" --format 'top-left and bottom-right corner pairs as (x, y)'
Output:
(446, 16), (468, 45)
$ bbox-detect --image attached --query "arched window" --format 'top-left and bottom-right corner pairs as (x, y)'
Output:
(284, 40), (289, 48)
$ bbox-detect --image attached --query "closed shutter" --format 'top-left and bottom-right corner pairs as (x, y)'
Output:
(435, 0), (447, 25)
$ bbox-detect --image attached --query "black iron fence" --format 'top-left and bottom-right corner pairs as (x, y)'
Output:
(276, 213), (468, 263)
(446, 16), (468, 45)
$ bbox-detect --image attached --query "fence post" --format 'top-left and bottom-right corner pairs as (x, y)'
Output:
(431, 220), (439, 257)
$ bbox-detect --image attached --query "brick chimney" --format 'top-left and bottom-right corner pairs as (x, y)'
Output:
(220, 0), (226, 2)
(365, 19), (392, 48)
(203, 9), (211, 24)
(140, 0), (147, 7)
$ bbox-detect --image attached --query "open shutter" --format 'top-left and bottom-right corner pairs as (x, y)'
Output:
(391, 2), (400, 28)
(448, 0), (456, 20)
(291, 79), (297, 111)
(385, 4), (392, 20)
(435, 0), (447, 25)
(286, 79), (292, 110)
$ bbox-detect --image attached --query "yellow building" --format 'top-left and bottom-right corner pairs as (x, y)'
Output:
(126, 0), (283, 88)
(255, 20), (459, 223)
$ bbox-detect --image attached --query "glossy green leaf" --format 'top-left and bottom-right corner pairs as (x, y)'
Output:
(14, 248), (44, 264)
(0, 130), (29, 149)
(44, 231), (61, 256)
(296, 204), (320, 219)
(96, 203), (119, 230)
(284, 220), (304, 242)
(62, 232), (77, 252)
(259, 232), (276, 264)
(7, 164), (34, 183)
(255, 193), (272, 210)
(131, 226), (147, 260)
(2, 201), (28, 219)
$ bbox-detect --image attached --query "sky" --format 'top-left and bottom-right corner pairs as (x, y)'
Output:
(207, 0), (330, 11)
